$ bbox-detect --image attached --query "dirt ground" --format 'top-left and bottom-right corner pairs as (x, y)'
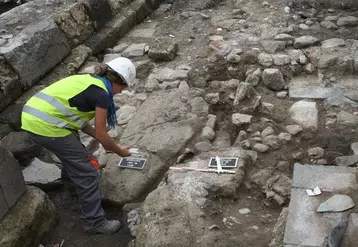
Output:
(42, 188), (133, 247)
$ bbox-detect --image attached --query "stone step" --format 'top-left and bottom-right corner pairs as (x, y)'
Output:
(283, 164), (358, 247)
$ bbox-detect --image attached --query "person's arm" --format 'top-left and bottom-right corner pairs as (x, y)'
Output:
(95, 107), (131, 157)
(81, 122), (96, 139)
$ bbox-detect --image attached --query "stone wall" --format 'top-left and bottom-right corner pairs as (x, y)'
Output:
(0, 0), (162, 117)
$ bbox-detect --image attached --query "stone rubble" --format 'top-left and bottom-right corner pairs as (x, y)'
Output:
(317, 194), (355, 213)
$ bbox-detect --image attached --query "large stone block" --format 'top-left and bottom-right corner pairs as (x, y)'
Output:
(54, 3), (94, 48)
(81, 0), (113, 30)
(0, 56), (22, 112)
(283, 188), (349, 246)
(0, 19), (70, 90)
(39, 44), (93, 86)
(0, 187), (9, 221)
(85, 7), (136, 53)
(0, 145), (26, 208)
(0, 186), (56, 247)
(292, 164), (357, 192)
(289, 87), (342, 100)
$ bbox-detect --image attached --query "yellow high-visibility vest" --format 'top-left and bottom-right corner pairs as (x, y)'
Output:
(21, 74), (108, 137)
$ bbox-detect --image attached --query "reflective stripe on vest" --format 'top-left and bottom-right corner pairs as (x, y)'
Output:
(23, 105), (71, 128)
(34, 91), (86, 127)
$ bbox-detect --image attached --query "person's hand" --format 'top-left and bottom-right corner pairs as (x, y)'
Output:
(118, 146), (131, 157)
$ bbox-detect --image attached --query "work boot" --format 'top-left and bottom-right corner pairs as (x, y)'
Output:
(85, 220), (121, 235)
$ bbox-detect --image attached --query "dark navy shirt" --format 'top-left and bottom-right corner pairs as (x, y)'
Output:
(69, 85), (110, 112)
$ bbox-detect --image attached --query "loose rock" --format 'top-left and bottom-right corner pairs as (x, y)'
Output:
(261, 126), (274, 138)
(263, 135), (281, 150)
(253, 143), (269, 153)
(258, 53), (273, 67)
(206, 114), (217, 130)
(205, 93), (220, 104)
(200, 127), (216, 141)
(262, 68), (285, 91)
(278, 133), (291, 143)
(239, 208), (251, 214)
(288, 101), (318, 129)
(335, 155), (358, 167)
(22, 158), (62, 189)
(122, 43), (147, 57)
(127, 209), (141, 237)
(317, 195), (355, 213)
(293, 36), (319, 49)
(232, 113), (253, 125)
(337, 16), (358, 27)
(351, 142), (358, 155)
(195, 142), (213, 152)
(308, 147), (324, 159)
(148, 39), (178, 61)
(286, 125), (303, 135)
(261, 40), (286, 54)
(321, 38), (345, 49)
(276, 91), (287, 99)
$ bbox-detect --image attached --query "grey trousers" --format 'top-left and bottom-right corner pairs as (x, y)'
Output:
(29, 132), (106, 231)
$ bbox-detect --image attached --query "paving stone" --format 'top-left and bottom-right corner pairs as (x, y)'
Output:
(289, 87), (342, 100)
(292, 163), (357, 192)
(317, 194), (355, 213)
(283, 188), (349, 246)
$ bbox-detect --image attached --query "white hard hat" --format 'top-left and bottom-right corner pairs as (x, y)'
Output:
(106, 57), (136, 86)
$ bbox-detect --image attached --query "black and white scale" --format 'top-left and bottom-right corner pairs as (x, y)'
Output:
(118, 148), (147, 170)
(208, 157), (238, 168)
